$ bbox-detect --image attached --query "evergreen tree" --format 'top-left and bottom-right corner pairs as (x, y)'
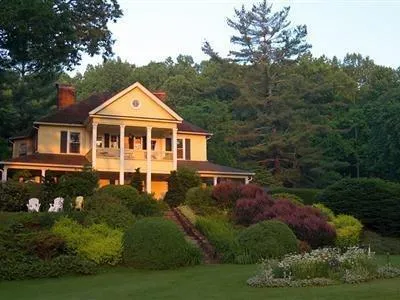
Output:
(164, 171), (185, 208)
(131, 168), (143, 193)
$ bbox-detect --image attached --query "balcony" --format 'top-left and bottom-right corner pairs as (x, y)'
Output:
(96, 148), (172, 160)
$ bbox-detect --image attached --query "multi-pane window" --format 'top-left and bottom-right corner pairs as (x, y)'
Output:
(60, 131), (80, 154)
(69, 132), (80, 153)
(177, 138), (184, 159)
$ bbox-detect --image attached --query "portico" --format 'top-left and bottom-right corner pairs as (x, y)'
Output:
(90, 121), (178, 193)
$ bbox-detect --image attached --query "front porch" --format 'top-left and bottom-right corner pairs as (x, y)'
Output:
(91, 121), (178, 193)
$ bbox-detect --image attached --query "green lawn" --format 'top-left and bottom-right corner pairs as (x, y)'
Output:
(1, 262), (400, 300)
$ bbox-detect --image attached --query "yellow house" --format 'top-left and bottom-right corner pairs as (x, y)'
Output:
(0, 82), (254, 198)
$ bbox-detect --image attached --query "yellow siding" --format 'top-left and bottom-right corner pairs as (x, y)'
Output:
(152, 181), (168, 199)
(95, 87), (175, 121)
(96, 158), (173, 174)
(177, 133), (207, 161)
(37, 125), (89, 155)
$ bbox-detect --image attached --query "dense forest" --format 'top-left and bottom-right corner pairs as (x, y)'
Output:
(1, 1), (400, 188)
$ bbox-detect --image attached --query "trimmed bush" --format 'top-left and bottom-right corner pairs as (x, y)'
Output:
(0, 255), (96, 281)
(96, 185), (140, 211)
(318, 178), (400, 236)
(27, 231), (67, 260)
(269, 187), (321, 205)
(362, 231), (400, 254)
(52, 217), (123, 265)
(185, 186), (217, 215)
(313, 203), (335, 221)
(195, 216), (238, 263)
(272, 193), (304, 206)
(333, 214), (363, 248)
(123, 217), (202, 269)
(237, 220), (298, 262)
(129, 193), (163, 217)
(0, 181), (30, 212)
(255, 200), (336, 248)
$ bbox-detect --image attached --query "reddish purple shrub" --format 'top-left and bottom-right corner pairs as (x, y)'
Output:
(239, 184), (266, 198)
(253, 200), (336, 248)
(212, 181), (242, 209)
(235, 195), (274, 226)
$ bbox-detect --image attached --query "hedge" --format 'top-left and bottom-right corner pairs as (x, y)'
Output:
(318, 178), (400, 236)
(236, 220), (298, 262)
(122, 218), (202, 269)
(269, 187), (321, 205)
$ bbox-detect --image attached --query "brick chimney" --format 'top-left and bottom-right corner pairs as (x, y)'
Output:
(56, 84), (76, 110)
(152, 91), (167, 102)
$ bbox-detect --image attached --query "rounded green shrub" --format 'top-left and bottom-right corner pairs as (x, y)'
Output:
(272, 193), (304, 206)
(318, 178), (400, 236)
(122, 217), (202, 269)
(86, 194), (135, 229)
(333, 214), (363, 248)
(97, 185), (139, 210)
(236, 220), (298, 262)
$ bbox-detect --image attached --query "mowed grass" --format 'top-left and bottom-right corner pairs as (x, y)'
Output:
(1, 258), (400, 300)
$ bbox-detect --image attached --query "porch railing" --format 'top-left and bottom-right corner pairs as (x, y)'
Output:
(96, 148), (172, 161)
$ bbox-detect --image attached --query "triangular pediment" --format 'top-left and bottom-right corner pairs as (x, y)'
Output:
(89, 82), (182, 121)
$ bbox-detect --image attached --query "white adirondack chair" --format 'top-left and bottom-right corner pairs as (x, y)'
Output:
(48, 197), (64, 212)
(75, 196), (84, 211)
(27, 198), (40, 212)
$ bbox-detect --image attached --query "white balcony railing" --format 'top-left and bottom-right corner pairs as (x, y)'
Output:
(96, 148), (172, 161)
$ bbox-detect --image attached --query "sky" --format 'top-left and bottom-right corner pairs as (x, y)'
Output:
(74, 0), (400, 74)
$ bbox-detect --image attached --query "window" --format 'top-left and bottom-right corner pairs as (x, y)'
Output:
(70, 132), (80, 153)
(151, 140), (157, 150)
(19, 143), (27, 156)
(60, 131), (80, 154)
(131, 99), (141, 109)
(165, 138), (172, 152)
(177, 138), (184, 159)
(60, 131), (68, 153)
(185, 139), (191, 160)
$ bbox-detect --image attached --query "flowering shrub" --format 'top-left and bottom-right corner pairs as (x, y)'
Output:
(247, 247), (400, 288)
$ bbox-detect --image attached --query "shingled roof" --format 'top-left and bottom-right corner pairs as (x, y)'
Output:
(178, 160), (254, 175)
(36, 93), (211, 135)
(2, 153), (89, 166)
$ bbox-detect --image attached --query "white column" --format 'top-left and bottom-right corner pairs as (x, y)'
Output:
(213, 176), (218, 186)
(1, 167), (7, 182)
(119, 125), (125, 185)
(245, 177), (250, 184)
(92, 123), (98, 169)
(172, 128), (178, 170)
(41, 169), (46, 178)
(146, 126), (152, 193)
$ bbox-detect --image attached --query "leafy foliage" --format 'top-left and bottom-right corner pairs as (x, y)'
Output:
(237, 220), (298, 262)
(185, 186), (216, 215)
(272, 193), (304, 206)
(333, 214), (363, 249)
(57, 169), (99, 198)
(164, 171), (185, 208)
(318, 178), (400, 236)
(52, 217), (123, 265)
(130, 168), (143, 193)
(122, 218), (202, 269)
(0, 181), (30, 212)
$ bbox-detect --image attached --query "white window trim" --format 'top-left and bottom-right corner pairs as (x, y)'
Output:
(63, 130), (81, 155)
(177, 138), (186, 160)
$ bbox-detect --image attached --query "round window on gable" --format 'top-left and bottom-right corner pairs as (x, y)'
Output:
(131, 99), (141, 109)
